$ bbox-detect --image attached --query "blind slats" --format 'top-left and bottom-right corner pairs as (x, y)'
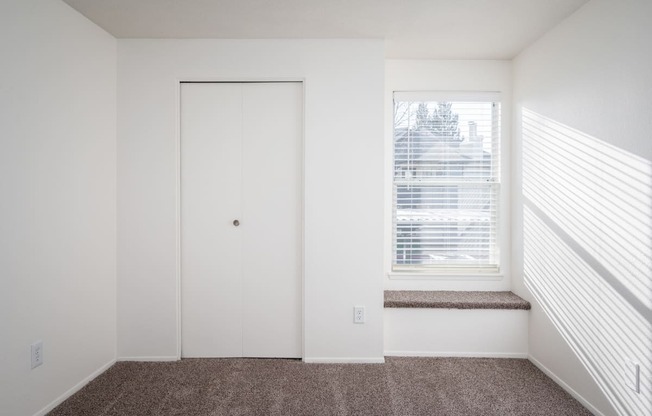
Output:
(392, 97), (500, 270)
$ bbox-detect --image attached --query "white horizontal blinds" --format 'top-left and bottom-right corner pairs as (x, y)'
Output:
(392, 93), (500, 271)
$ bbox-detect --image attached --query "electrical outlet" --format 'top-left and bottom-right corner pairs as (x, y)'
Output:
(625, 359), (640, 393)
(354, 306), (365, 324)
(31, 341), (43, 369)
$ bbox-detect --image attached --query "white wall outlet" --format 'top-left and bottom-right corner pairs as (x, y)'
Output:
(354, 306), (365, 324)
(625, 359), (640, 393)
(31, 341), (43, 369)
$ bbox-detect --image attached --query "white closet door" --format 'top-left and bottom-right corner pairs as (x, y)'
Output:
(181, 82), (302, 359)
(181, 83), (244, 358)
(241, 83), (302, 358)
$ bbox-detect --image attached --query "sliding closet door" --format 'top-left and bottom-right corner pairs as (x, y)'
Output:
(181, 82), (302, 358)
(241, 83), (302, 357)
(181, 83), (244, 357)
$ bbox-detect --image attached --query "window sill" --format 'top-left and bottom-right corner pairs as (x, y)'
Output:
(387, 272), (503, 281)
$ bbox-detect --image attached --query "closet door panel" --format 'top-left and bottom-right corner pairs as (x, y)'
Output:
(181, 83), (244, 358)
(241, 83), (302, 358)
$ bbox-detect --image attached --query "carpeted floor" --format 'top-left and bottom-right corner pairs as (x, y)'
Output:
(48, 357), (591, 416)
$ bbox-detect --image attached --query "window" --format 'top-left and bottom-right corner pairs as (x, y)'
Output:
(392, 92), (501, 272)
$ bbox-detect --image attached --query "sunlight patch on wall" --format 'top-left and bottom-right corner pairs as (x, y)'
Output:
(523, 109), (651, 307)
(522, 108), (651, 415)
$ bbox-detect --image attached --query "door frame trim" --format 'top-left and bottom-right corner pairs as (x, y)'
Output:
(174, 78), (306, 360)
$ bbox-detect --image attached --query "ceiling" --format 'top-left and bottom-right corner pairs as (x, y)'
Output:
(62, 0), (588, 59)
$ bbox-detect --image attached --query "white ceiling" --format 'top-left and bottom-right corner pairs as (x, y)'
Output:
(62, 0), (588, 59)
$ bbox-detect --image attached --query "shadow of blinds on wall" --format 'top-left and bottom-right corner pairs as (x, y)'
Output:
(522, 108), (652, 416)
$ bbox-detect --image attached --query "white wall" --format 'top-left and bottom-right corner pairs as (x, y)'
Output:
(385, 309), (528, 358)
(384, 60), (512, 291)
(117, 39), (385, 362)
(512, 1), (652, 415)
(0, 1), (117, 415)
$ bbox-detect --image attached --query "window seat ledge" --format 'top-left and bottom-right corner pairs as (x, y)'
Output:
(384, 290), (531, 310)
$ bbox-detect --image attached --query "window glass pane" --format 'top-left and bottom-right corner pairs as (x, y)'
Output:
(392, 97), (500, 270)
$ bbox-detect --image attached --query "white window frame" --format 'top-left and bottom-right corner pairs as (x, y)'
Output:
(387, 91), (505, 279)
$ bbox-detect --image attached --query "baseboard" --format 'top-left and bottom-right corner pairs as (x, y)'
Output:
(303, 357), (386, 364)
(528, 355), (607, 416)
(118, 356), (180, 362)
(385, 350), (528, 358)
(33, 358), (115, 416)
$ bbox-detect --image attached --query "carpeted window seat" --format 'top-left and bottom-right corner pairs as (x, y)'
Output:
(384, 290), (531, 310)
(384, 291), (530, 357)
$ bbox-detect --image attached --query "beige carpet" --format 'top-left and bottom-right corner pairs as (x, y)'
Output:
(48, 357), (591, 416)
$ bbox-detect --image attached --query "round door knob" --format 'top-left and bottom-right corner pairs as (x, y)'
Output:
(233, 219), (240, 227)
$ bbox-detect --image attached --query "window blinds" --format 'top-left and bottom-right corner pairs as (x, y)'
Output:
(392, 93), (500, 271)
